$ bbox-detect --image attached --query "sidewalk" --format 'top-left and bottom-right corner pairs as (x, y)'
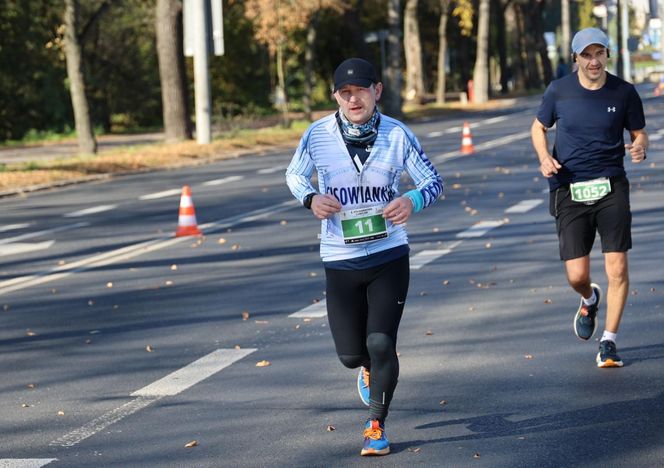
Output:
(0, 132), (165, 164)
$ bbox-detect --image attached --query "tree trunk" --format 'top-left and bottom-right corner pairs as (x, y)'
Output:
(63, 0), (97, 154)
(530, 0), (552, 85)
(404, 0), (424, 103)
(472, 0), (490, 103)
(383, 0), (403, 118)
(436, 0), (450, 104)
(493, 0), (509, 94)
(303, 14), (318, 122)
(156, 0), (192, 142)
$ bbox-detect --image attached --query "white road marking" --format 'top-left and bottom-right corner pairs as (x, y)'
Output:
(433, 130), (531, 163)
(0, 200), (298, 296)
(456, 220), (506, 238)
(425, 115), (512, 139)
(0, 460), (56, 467)
(63, 205), (116, 217)
(131, 348), (256, 397)
(0, 241), (54, 258)
(49, 348), (256, 448)
(202, 175), (244, 186)
(0, 222), (87, 245)
(290, 300), (327, 318)
(139, 188), (182, 200)
(410, 240), (463, 270)
(0, 223), (31, 233)
(505, 199), (543, 213)
(257, 165), (287, 174)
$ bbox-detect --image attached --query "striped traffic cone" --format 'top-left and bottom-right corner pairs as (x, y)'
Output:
(461, 122), (475, 155)
(175, 185), (202, 237)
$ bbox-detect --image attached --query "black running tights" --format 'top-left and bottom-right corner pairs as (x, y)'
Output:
(324, 254), (410, 422)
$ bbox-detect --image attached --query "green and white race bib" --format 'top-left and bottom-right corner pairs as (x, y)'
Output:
(570, 178), (611, 204)
(340, 206), (388, 244)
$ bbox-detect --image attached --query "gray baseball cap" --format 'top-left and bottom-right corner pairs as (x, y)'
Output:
(571, 27), (609, 54)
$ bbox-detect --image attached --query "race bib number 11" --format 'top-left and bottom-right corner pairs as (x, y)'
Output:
(340, 206), (388, 244)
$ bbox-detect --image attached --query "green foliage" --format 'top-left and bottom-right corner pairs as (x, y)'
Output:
(0, 0), (71, 141)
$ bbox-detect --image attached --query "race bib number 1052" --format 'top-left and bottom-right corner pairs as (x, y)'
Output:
(570, 178), (611, 204)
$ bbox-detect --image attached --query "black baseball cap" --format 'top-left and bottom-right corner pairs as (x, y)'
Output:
(333, 58), (378, 92)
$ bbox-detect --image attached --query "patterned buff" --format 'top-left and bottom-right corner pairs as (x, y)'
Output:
(337, 108), (380, 145)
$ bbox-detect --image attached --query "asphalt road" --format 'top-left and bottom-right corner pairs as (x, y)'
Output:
(1, 93), (663, 467)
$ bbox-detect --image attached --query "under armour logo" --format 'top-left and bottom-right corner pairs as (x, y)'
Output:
(607, 106), (616, 112)
(347, 69), (354, 75)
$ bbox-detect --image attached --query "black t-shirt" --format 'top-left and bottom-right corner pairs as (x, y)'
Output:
(536, 72), (646, 190)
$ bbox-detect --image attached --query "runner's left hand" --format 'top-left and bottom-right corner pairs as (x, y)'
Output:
(625, 143), (647, 163)
(383, 196), (413, 225)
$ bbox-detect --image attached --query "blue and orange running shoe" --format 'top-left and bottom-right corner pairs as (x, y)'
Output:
(360, 419), (390, 456)
(596, 340), (623, 368)
(357, 367), (370, 407)
(574, 283), (602, 340)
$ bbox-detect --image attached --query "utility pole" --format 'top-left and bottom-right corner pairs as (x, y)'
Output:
(561, 0), (570, 58)
(193, 0), (211, 144)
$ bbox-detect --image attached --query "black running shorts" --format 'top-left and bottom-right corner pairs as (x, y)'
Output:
(549, 175), (631, 261)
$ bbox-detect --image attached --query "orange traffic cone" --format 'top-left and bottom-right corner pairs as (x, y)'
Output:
(461, 122), (474, 155)
(175, 185), (202, 237)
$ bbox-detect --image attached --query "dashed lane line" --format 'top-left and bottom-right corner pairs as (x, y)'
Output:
(456, 220), (507, 238)
(257, 165), (287, 174)
(202, 175), (244, 186)
(0, 460), (56, 468)
(0, 200), (298, 296)
(433, 130), (531, 163)
(49, 348), (256, 448)
(0, 222), (87, 245)
(63, 205), (116, 217)
(138, 188), (183, 200)
(410, 240), (463, 270)
(0, 223), (31, 233)
(505, 199), (543, 213)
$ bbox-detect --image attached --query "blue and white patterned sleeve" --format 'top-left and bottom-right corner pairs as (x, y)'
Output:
(403, 130), (443, 211)
(286, 127), (318, 203)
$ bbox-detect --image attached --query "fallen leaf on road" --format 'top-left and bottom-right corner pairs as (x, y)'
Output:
(309, 272), (317, 277)
(57, 411), (65, 416)
(218, 238), (226, 244)
(425, 330), (433, 336)
(439, 400), (447, 407)
(280, 220), (287, 225)
(21, 403), (29, 408)
(88, 300), (94, 306)
(473, 452), (481, 458)
(326, 425), (335, 432)
(184, 440), (198, 448)
(544, 299), (552, 304)
(524, 354), (533, 360)
(165, 280), (173, 286)
(256, 360), (271, 367)
(170, 264), (178, 271)
(234, 345), (241, 349)
(146, 345), (153, 352)
(407, 447), (421, 453)
(27, 384), (35, 389)
(26, 330), (36, 336)
(241, 310), (250, 321)
(231, 244), (240, 251)
(106, 282), (113, 288)
(442, 280), (450, 286)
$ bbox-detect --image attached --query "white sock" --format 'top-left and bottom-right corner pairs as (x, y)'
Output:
(601, 331), (617, 343)
(582, 289), (597, 306)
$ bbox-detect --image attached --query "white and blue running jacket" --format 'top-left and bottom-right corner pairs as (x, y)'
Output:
(286, 112), (443, 262)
